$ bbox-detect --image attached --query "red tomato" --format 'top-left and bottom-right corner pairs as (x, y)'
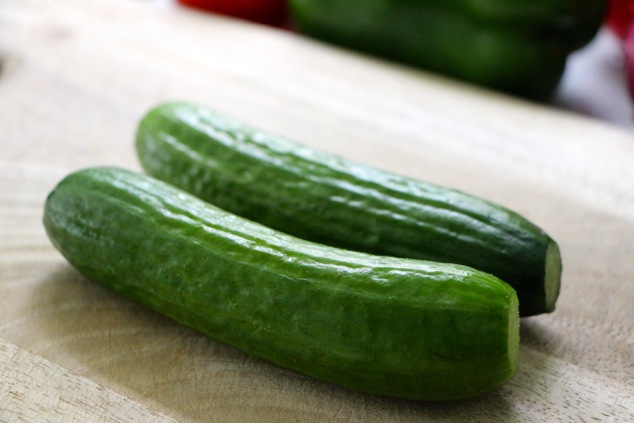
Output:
(606, 0), (634, 39)
(178, 0), (287, 26)
(606, 1), (634, 100)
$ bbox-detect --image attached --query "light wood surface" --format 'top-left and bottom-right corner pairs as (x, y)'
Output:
(0, 340), (177, 422)
(1, 0), (633, 421)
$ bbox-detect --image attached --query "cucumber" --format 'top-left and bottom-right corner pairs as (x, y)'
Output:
(136, 102), (561, 317)
(43, 167), (519, 401)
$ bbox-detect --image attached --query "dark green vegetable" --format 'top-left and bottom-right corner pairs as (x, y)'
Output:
(289, 0), (607, 98)
(136, 102), (561, 317)
(43, 167), (519, 401)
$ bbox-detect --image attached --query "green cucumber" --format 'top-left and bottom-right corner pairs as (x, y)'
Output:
(136, 102), (561, 317)
(44, 167), (519, 401)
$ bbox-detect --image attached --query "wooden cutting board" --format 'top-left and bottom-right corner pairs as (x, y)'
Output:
(1, 0), (633, 421)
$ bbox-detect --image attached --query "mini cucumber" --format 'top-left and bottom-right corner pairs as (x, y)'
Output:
(135, 102), (561, 316)
(43, 167), (519, 401)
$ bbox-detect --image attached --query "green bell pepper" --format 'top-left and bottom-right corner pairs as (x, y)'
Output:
(289, 0), (606, 98)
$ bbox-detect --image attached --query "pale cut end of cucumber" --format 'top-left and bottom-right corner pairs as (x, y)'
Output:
(544, 240), (562, 313)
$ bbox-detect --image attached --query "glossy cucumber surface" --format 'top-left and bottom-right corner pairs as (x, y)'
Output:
(136, 102), (561, 316)
(43, 167), (519, 401)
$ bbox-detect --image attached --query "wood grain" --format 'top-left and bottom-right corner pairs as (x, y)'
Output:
(1, 0), (633, 421)
(0, 339), (176, 423)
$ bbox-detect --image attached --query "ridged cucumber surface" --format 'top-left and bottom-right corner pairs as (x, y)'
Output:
(43, 167), (519, 401)
(136, 102), (562, 317)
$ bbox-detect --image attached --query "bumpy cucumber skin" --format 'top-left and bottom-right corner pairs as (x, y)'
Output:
(135, 102), (561, 317)
(44, 167), (519, 401)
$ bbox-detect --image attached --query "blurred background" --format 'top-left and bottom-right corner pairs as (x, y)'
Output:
(175, 0), (634, 130)
(556, 28), (633, 129)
